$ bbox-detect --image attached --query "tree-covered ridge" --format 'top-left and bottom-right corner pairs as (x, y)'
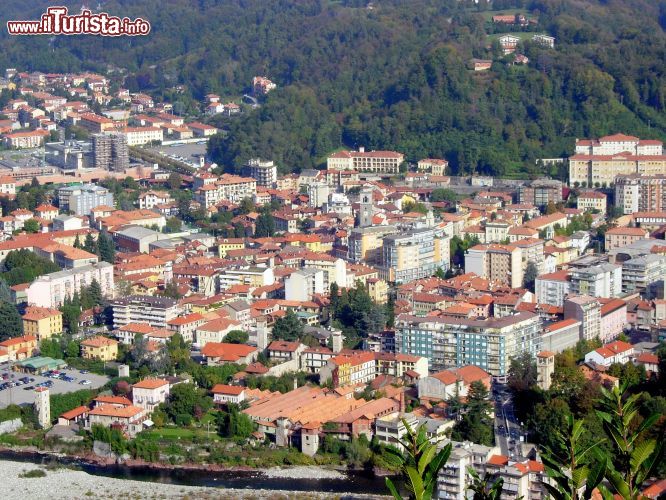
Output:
(0, 0), (663, 176)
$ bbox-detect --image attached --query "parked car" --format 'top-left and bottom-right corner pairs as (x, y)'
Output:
(79, 380), (91, 385)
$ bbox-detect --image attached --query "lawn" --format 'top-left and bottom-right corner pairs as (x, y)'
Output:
(481, 8), (530, 22)
(142, 425), (220, 441)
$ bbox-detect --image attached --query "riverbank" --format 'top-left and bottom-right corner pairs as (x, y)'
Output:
(1, 458), (389, 499)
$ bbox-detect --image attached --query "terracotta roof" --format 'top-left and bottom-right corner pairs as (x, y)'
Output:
(201, 342), (257, 361)
(594, 340), (633, 359)
(267, 340), (302, 352)
(487, 454), (509, 466)
(211, 384), (244, 395)
(88, 404), (143, 419)
(0, 335), (37, 347)
(59, 405), (88, 420)
(133, 378), (169, 390)
(94, 395), (132, 406)
(81, 336), (118, 348)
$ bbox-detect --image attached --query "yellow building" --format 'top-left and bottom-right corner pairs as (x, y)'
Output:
(80, 336), (118, 361)
(22, 306), (63, 341)
(218, 238), (246, 258)
(366, 278), (389, 304)
(0, 335), (38, 361)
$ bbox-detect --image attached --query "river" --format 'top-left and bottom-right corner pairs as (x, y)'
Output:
(0, 449), (392, 496)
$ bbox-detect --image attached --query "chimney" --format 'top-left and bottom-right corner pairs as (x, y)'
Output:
(358, 146), (365, 153)
(399, 389), (405, 413)
(293, 377), (298, 391)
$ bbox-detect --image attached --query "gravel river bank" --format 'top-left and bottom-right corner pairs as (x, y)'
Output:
(1, 458), (390, 499)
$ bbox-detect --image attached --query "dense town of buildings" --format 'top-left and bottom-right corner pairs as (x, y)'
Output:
(0, 64), (663, 499)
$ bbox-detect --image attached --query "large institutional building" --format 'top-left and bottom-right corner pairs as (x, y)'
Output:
(568, 133), (665, 186)
(327, 148), (405, 174)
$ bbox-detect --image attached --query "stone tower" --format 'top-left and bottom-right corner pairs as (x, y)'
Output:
(359, 186), (375, 227)
(34, 387), (51, 429)
(331, 328), (344, 353)
(536, 351), (555, 391)
(256, 315), (269, 352)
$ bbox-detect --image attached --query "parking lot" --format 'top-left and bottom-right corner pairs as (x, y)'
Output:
(0, 364), (109, 408)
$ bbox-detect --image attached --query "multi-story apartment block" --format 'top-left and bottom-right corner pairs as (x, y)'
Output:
(615, 174), (666, 214)
(535, 270), (571, 306)
(25, 262), (114, 308)
(569, 263), (622, 298)
(563, 295), (601, 341)
(348, 225), (398, 264)
(110, 295), (180, 329)
(621, 254), (666, 296)
(379, 226), (450, 283)
(194, 174), (257, 207)
(518, 179), (563, 206)
(327, 147), (405, 174)
(577, 191), (607, 214)
(285, 268), (325, 301)
(569, 134), (666, 186)
(395, 312), (541, 376)
(604, 226), (649, 251)
(465, 244), (523, 289)
(243, 158), (277, 187)
(436, 441), (499, 500)
(57, 184), (115, 216)
(92, 133), (129, 171)
(3, 129), (50, 148)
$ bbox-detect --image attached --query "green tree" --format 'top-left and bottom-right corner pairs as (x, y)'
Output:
(97, 231), (115, 264)
(523, 261), (539, 292)
(22, 219), (40, 233)
(165, 383), (212, 423)
(0, 301), (23, 340)
(271, 310), (304, 341)
(385, 419), (452, 500)
(508, 351), (538, 393)
(541, 415), (607, 500)
(224, 330), (249, 344)
(167, 172), (182, 190)
(83, 233), (96, 254)
(596, 384), (663, 500)
(467, 467), (504, 500)
(162, 281), (182, 299)
(165, 216), (182, 233)
(88, 279), (103, 307)
(254, 213), (275, 237)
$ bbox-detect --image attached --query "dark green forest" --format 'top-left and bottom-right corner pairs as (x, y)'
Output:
(0, 0), (664, 176)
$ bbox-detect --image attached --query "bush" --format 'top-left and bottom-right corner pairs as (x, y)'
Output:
(19, 469), (46, 478)
(175, 413), (192, 426)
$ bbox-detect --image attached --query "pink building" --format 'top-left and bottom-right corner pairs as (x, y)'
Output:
(599, 298), (628, 342)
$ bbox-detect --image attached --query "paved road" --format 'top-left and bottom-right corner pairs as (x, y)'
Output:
(493, 385), (525, 459)
(0, 365), (109, 408)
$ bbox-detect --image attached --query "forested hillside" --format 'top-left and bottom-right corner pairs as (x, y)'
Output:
(1, 0), (665, 176)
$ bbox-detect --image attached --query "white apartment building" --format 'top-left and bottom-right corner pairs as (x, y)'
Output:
(110, 295), (180, 329)
(194, 174), (257, 207)
(569, 263), (622, 298)
(535, 270), (570, 306)
(285, 268), (325, 301)
(26, 262), (114, 308)
(243, 158), (277, 187)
